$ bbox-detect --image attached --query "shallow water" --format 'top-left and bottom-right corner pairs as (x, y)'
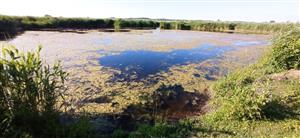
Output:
(1, 29), (270, 81)
(99, 44), (234, 79)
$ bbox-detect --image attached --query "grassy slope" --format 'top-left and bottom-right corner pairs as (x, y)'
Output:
(195, 28), (300, 137)
(126, 29), (300, 138)
(198, 67), (300, 137)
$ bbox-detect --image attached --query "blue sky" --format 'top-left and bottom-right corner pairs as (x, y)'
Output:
(0, 0), (298, 22)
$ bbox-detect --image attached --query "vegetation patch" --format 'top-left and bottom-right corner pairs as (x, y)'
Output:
(198, 28), (300, 137)
(160, 20), (296, 34)
(0, 46), (100, 137)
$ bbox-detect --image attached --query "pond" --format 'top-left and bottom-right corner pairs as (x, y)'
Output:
(0, 29), (269, 81)
(0, 29), (271, 114)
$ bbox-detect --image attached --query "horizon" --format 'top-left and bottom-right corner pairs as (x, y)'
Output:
(0, 0), (299, 23)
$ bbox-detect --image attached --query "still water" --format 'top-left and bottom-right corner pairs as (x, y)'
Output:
(1, 30), (270, 81)
(99, 44), (234, 78)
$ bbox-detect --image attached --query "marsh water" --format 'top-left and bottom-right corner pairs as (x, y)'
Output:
(1, 30), (269, 79)
(0, 29), (270, 113)
(99, 45), (234, 79)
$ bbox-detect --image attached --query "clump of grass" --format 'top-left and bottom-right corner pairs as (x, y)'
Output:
(114, 19), (122, 31)
(0, 45), (68, 137)
(127, 121), (194, 138)
(0, 45), (98, 137)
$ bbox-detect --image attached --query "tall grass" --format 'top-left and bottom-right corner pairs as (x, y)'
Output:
(0, 45), (68, 137)
(0, 45), (101, 137)
(119, 19), (159, 29)
(160, 20), (297, 34)
(0, 15), (160, 35)
(20, 16), (115, 30)
(0, 16), (21, 39)
(234, 22), (295, 34)
(114, 19), (158, 31)
(2, 14), (295, 36)
(189, 21), (236, 32)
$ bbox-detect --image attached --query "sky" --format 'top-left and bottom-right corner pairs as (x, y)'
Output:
(0, 0), (299, 22)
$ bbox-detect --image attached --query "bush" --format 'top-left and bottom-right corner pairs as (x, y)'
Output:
(211, 69), (271, 121)
(128, 121), (193, 138)
(269, 28), (300, 70)
(0, 45), (67, 137)
(65, 117), (95, 138)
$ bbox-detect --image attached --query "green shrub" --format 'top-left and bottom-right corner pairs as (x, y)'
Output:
(128, 121), (193, 138)
(227, 87), (269, 120)
(269, 28), (300, 70)
(112, 128), (128, 138)
(65, 117), (95, 138)
(211, 69), (271, 121)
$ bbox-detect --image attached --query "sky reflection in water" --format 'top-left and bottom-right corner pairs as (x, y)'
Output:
(99, 44), (233, 79)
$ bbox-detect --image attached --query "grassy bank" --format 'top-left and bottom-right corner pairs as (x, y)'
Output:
(127, 28), (300, 137)
(197, 28), (300, 137)
(160, 20), (297, 34)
